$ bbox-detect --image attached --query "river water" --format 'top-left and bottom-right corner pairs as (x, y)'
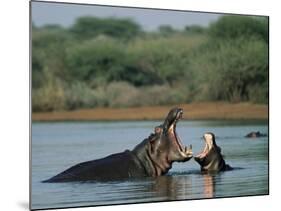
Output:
(31, 120), (268, 210)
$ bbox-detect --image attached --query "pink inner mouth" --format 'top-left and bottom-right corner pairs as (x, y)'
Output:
(196, 138), (212, 158)
(170, 111), (192, 155)
(174, 126), (184, 151)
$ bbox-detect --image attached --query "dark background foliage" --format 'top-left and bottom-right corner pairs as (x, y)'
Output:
(32, 15), (268, 111)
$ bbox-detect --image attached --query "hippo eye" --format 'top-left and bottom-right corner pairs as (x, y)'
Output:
(154, 126), (163, 134)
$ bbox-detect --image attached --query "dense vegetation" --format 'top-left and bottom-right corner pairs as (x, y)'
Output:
(32, 15), (268, 112)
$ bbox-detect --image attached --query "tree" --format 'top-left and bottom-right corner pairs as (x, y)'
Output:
(70, 16), (142, 40)
(209, 15), (268, 42)
(184, 25), (205, 34)
(158, 25), (176, 36)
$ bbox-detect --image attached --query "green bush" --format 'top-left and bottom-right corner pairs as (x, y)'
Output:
(32, 15), (269, 112)
(209, 15), (268, 42)
(190, 37), (268, 103)
(32, 28), (71, 88)
(127, 35), (206, 86)
(65, 37), (127, 84)
(70, 16), (142, 40)
(184, 25), (206, 34)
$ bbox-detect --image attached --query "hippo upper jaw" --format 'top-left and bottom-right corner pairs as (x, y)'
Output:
(195, 133), (214, 160)
(165, 108), (193, 162)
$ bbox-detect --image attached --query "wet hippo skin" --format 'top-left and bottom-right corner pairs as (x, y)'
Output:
(43, 108), (193, 182)
(245, 131), (267, 138)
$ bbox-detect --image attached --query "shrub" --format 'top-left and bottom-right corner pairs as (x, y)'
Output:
(64, 82), (106, 110)
(70, 16), (142, 40)
(138, 85), (188, 106)
(66, 37), (127, 84)
(209, 15), (268, 42)
(32, 28), (71, 88)
(104, 82), (140, 107)
(32, 75), (65, 112)
(190, 37), (268, 103)
(127, 35), (206, 86)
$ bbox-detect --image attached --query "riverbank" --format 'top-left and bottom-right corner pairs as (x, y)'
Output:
(32, 102), (268, 121)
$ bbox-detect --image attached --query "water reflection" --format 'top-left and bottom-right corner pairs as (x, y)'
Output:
(147, 173), (216, 200)
(202, 173), (215, 198)
(151, 175), (192, 200)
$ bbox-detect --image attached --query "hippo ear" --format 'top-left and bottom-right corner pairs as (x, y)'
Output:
(154, 126), (163, 134)
(149, 134), (161, 154)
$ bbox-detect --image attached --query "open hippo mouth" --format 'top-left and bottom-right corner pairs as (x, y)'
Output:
(195, 134), (213, 159)
(164, 108), (193, 160)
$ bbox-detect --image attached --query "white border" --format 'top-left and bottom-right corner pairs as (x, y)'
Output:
(1, 0), (280, 211)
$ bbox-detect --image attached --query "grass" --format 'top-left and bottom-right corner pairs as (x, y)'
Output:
(32, 102), (268, 121)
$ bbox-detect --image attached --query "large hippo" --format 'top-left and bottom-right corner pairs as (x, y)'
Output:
(194, 132), (231, 172)
(43, 107), (193, 182)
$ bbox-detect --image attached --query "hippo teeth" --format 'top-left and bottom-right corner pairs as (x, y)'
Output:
(184, 145), (193, 154)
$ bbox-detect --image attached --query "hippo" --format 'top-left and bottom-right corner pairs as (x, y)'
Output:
(43, 107), (193, 183)
(245, 131), (267, 138)
(194, 132), (232, 172)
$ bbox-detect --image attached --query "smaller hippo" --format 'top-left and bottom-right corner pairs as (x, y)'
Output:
(194, 132), (232, 172)
(245, 131), (267, 138)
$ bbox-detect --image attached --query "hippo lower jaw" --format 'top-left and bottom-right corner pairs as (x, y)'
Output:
(180, 146), (193, 160)
(177, 145), (193, 162)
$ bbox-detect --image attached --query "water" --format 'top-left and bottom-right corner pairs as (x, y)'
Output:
(31, 120), (268, 210)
